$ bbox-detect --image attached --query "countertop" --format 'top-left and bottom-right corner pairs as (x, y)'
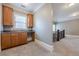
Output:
(1, 30), (35, 33)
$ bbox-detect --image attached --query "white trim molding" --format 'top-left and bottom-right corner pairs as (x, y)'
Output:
(66, 35), (79, 37)
(35, 39), (53, 52)
(33, 3), (45, 13)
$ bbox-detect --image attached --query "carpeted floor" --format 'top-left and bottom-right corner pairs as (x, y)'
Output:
(54, 35), (79, 56)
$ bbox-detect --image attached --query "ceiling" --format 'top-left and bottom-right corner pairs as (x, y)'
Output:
(52, 3), (79, 22)
(4, 3), (79, 22)
(9, 3), (44, 12)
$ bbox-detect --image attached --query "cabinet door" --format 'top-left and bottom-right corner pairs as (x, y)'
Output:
(11, 33), (19, 47)
(3, 6), (13, 26)
(27, 14), (33, 28)
(18, 32), (27, 45)
(32, 32), (35, 41)
(21, 32), (27, 44)
(1, 33), (11, 50)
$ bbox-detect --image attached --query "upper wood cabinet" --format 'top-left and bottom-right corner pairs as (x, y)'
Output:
(3, 6), (13, 26)
(27, 14), (33, 28)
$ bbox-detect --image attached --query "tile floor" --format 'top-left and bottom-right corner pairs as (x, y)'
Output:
(0, 42), (58, 56)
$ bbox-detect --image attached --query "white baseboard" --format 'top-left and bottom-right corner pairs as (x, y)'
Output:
(35, 39), (53, 52)
(66, 35), (79, 37)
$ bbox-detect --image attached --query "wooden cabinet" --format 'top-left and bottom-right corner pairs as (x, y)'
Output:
(1, 32), (11, 50)
(11, 32), (27, 47)
(3, 6), (13, 26)
(27, 14), (33, 28)
(32, 32), (35, 41)
(27, 32), (35, 42)
(18, 32), (27, 45)
(11, 32), (19, 47)
(1, 32), (34, 50)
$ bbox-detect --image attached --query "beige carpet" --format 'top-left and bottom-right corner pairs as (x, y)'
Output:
(0, 42), (59, 56)
(54, 35), (79, 56)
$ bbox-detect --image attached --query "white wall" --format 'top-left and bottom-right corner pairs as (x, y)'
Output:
(56, 19), (79, 35)
(0, 3), (2, 52)
(34, 4), (53, 45)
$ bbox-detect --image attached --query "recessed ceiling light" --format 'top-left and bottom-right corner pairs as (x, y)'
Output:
(64, 3), (75, 8)
(68, 3), (75, 7)
(70, 12), (79, 17)
(71, 13), (77, 16)
(22, 3), (31, 6)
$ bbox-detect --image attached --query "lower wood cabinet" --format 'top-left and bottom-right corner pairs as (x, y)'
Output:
(18, 32), (27, 45)
(1, 32), (11, 50)
(1, 32), (34, 50)
(1, 32), (27, 50)
(11, 32), (19, 47)
(32, 32), (35, 41)
(27, 32), (35, 42)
